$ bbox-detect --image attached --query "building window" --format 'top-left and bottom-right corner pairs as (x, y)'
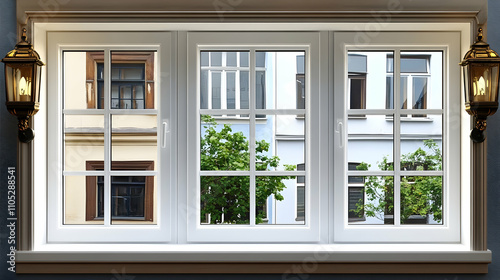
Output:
(336, 32), (459, 243)
(348, 75), (366, 110)
(85, 161), (154, 222)
(386, 54), (430, 117)
(296, 163), (305, 222)
(189, 33), (315, 242)
(86, 52), (155, 109)
(200, 51), (265, 117)
(347, 162), (365, 223)
(46, 29), (462, 247)
(296, 55), (305, 110)
(348, 54), (367, 111)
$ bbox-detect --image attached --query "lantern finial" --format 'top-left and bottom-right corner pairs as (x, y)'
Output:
(21, 28), (27, 43)
(477, 28), (484, 42)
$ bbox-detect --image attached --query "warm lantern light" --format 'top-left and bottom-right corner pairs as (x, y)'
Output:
(2, 28), (44, 143)
(461, 28), (500, 143)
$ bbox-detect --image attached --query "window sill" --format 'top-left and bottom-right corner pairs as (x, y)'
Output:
(385, 116), (434, 122)
(17, 249), (491, 274)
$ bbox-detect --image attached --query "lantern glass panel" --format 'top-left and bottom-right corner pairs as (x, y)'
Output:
(34, 64), (42, 104)
(4, 63), (34, 102)
(470, 63), (500, 103)
(462, 64), (470, 103)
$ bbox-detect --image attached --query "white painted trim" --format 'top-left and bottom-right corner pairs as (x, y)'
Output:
(333, 31), (463, 243)
(45, 31), (173, 243)
(17, 249), (491, 263)
(32, 21), (473, 252)
(186, 31), (324, 242)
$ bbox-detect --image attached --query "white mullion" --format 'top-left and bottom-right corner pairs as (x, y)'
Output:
(199, 171), (306, 176)
(348, 109), (444, 115)
(63, 109), (158, 115)
(103, 49), (112, 226)
(63, 171), (105, 177)
(393, 49), (402, 227)
(199, 109), (251, 115)
(249, 49), (256, 226)
(347, 171), (443, 176)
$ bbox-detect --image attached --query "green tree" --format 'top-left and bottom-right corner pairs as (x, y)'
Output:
(200, 115), (295, 224)
(353, 140), (443, 224)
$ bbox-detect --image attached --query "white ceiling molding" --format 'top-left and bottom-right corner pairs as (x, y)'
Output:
(17, 0), (487, 24)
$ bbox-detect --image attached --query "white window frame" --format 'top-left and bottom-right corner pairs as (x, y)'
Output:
(27, 22), (477, 259)
(186, 31), (327, 243)
(333, 31), (462, 243)
(45, 31), (175, 242)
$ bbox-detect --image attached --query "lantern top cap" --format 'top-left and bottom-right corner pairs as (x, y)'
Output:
(1, 28), (44, 65)
(461, 27), (500, 63)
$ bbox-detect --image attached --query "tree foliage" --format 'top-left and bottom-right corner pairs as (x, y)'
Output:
(353, 140), (443, 224)
(200, 115), (295, 224)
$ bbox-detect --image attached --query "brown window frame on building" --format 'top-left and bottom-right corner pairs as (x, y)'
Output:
(85, 161), (155, 221)
(86, 52), (155, 109)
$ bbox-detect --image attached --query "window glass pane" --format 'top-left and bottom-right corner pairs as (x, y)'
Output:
(226, 52), (237, 67)
(256, 52), (266, 67)
(349, 75), (365, 109)
(401, 176), (442, 225)
(401, 51), (442, 110)
(64, 115), (104, 171)
(400, 115), (443, 171)
(256, 70), (266, 109)
(211, 72), (221, 109)
(200, 70), (209, 109)
(401, 57), (428, 73)
(387, 55), (427, 73)
(240, 52), (249, 67)
(255, 51), (306, 109)
(296, 55), (305, 74)
(200, 52), (209, 66)
(348, 54), (367, 73)
(348, 176), (394, 225)
(110, 51), (155, 110)
(348, 187), (365, 223)
(255, 115), (305, 171)
(256, 177), (305, 225)
(386, 76), (408, 110)
(64, 176), (104, 225)
(111, 115), (157, 169)
(348, 115), (393, 171)
(412, 76), (428, 109)
(64, 51), (104, 110)
(201, 176), (250, 225)
(211, 52), (222, 67)
(227, 71), (236, 109)
(296, 74), (305, 110)
(200, 115), (250, 171)
(111, 176), (156, 225)
(240, 71), (249, 109)
(349, 51), (393, 110)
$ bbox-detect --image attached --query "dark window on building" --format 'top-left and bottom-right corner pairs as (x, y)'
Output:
(296, 55), (305, 110)
(97, 63), (146, 109)
(296, 163), (305, 222)
(348, 162), (366, 222)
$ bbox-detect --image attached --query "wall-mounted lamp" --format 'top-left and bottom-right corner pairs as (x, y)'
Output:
(461, 28), (500, 143)
(2, 28), (44, 143)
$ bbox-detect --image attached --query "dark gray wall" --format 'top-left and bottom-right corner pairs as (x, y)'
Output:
(2, 0), (500, 279)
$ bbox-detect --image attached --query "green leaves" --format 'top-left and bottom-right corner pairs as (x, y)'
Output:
(353, 139), (443, 224)
(200, 116), (294, 224)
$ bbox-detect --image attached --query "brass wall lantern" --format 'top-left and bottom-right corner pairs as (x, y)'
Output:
(461, 28), (500, 143)
(2, 28), (45, 143)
